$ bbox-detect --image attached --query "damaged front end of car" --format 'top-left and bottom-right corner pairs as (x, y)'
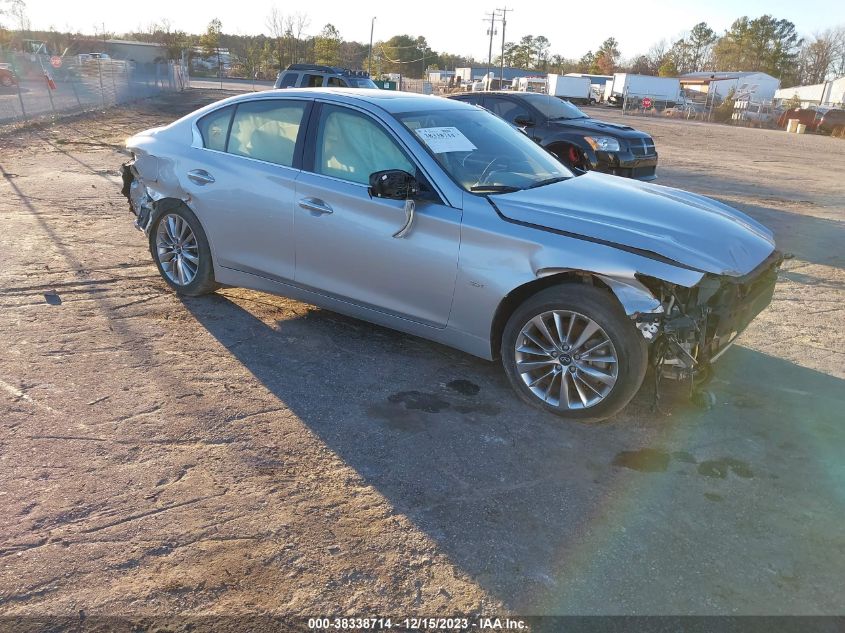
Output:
(120, 160), (157, 234)
(635, 249), (784, 398)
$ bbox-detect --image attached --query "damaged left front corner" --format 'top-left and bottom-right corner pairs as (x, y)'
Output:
(595, 274), (665, 340)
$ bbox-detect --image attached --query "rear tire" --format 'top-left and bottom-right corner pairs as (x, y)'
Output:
(148, 202), (219, 296)
(501, 284), (648, 423)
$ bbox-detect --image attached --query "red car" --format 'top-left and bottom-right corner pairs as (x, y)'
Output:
(0, 64), (18, 88)
(777, 107), (819, 130)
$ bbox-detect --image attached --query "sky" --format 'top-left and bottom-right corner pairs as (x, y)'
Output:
(21, 0), (845, 61)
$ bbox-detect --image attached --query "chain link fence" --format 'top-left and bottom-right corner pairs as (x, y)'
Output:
(395, 78), (432, 94)
(620, 92), (710, 119)
(0, 51), (189, 125)
(618, 90), (780, 128)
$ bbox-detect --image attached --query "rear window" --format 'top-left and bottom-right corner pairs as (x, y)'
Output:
(197, 105), (234, 151)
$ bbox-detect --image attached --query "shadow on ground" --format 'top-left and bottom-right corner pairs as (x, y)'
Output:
(182, 292), (845, 613)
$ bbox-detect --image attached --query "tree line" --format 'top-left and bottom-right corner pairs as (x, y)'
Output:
(1, 0), (843, 87)
(522, 19), (844, 87)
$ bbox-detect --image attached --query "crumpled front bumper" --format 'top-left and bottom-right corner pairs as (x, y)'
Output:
(700, 250), (782, 363)
(120, 161), (155, 234)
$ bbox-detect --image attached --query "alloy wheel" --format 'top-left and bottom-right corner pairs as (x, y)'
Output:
(156, 214), (199, 286)
(514, 310), (618, 410)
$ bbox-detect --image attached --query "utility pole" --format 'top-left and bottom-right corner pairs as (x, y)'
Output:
(498, 7), (510, 89)
(484, 11), (499, 89)
(368, 17), (376, 76)
(421, 45), (427, 81)
(96, 23), (105, 107)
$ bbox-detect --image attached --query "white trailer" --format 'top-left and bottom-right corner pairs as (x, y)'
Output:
(606, 73), (681, 107)
(547, 74), (593, 103)
(514, 77), (548, 93)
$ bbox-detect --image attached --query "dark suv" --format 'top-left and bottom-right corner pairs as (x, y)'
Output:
(274, 64), (377, 89)
(815, 108), (845, 136)
(447, 91), (658, 180)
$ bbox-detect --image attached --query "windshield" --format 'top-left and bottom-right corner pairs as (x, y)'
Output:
(518, 93), (588, 120)
(347, 77), (378, 88)
(396, 108), (574, 193)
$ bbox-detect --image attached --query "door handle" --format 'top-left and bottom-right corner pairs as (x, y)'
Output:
(298, 197), (333, 215)
(187, 169), (215, 185)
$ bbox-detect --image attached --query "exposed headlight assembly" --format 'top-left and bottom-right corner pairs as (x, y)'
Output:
(584, 136), (621, 152)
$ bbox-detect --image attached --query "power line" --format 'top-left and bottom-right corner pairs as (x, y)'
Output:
(378, 45), (427, 64)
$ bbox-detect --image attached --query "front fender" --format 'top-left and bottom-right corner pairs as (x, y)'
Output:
(446, 194), (705, 360)
(536, 268), (662, 316)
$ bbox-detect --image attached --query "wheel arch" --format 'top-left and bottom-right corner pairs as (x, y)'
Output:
(489, 269), (663, 359)
(545, 137), (596, 169)
(490, 272), (603, 359)
(149, 196), (220, 272)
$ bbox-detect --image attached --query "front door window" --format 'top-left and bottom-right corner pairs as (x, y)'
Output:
(315, 105), (415, 184)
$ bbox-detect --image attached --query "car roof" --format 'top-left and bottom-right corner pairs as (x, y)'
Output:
(449, 91), (542, 100)
(197, 88), (471, 116)
(231, 88), (473, 113)
(172, 89), (477, 132)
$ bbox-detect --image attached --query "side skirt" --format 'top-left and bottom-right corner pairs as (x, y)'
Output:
(213, 266), (494, 361)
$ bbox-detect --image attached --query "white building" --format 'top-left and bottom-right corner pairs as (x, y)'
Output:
(774, 76), (845, 108)
(427, 70), (455, 83)
(680, 71), (781, 102)
(105, 39), (169, 65)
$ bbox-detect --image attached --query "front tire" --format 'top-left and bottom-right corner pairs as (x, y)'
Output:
(148, 203), (218, 296)
(501, 284), (648, 422)
(550, 144), (589, 172)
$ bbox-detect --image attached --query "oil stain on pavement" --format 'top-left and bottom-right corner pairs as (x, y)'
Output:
(613, 448), (754, 479)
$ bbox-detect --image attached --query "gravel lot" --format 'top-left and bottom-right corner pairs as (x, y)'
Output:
(0, 90), (843, 622)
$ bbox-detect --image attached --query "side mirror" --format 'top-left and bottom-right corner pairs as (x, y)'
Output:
(369, 170), (418, 200)
(514, 115), (535, 128)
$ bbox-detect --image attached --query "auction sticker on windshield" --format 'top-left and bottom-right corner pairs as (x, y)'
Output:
(415, 127), (477, 153)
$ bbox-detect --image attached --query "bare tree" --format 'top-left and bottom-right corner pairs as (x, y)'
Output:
(799, 27), (845, 84)
(1, 0), (29, 31)
(646, 39), (668, 73)
(291, 12), (310, 64)
(266, 6), (285, 71)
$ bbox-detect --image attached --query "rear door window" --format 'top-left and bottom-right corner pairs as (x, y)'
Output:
(301, 74), (324, 87)
(197, 105), (234, 151)
(278, 72), (299, 88)
(226, 100), (307, 167)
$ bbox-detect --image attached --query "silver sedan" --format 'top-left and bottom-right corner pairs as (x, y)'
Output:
(121, 89), (781, 422)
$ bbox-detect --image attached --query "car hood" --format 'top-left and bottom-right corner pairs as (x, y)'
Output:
(551, 117), (650, 139)
(492, 172), (775, 276)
